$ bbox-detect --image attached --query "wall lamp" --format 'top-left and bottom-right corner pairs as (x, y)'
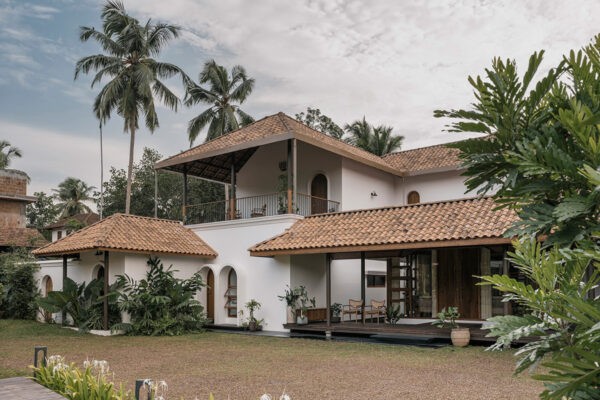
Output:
(370, 191), (378, 197)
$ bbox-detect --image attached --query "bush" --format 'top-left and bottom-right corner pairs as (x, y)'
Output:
(33, 355), (133, 400)
(0, 249), (39, 319)
(37, 277), (121, 330)
(113, 256), (206, 335)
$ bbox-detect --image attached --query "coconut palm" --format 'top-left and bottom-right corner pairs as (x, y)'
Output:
(344, 118), (403, 156)
(53, 177), (96, 218)
(185, 60), (255, 145)
(0, 140), (22, 169)
(74, 0), (186, 214)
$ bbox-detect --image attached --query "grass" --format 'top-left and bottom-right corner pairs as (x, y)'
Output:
(0, 320), (542, 399)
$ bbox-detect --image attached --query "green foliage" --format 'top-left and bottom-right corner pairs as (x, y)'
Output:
(0, 140), (22, 169)
(330, 302), (343, 317)
(481, 239), (600, 399)
(434, 35), (600, 246)
(113, 256), (206, 335)
(33, 355), (134, 400)
(295, 107), (345, 140)
(344, 117), (404, 156)
(37, 277), (121, 330)
(385, 304), (402, 324)
(432, 306), (460, 329)
(0, 250), (39, 319)
(53, 177), (95, 218)
(26, 191), (59, 240)
(99, 147), (224, 219)
(277, 285), (301, 309)
(185, 59), (255, 144)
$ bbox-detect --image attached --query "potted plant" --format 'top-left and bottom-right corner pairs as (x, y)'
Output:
(278, 285), (300, 324)
(385, 304), (403, 324)
(296, 286), (314, 325)
(330, 303), (342, 323)
(242, 299), (264, 331)
(432, 306), (470, 347)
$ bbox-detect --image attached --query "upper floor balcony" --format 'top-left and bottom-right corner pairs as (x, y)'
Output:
(184, 192), (340, 224)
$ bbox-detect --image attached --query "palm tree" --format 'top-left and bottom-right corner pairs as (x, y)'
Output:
(74, 0), (186, 214)
(53, 177), (96, 217)
(0, 140), (22, 169)
(344, 118), (404, 156)
(185, 60), (255, 145)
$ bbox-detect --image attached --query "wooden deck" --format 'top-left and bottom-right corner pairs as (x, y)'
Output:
(285, 321), (524, 345)
(0, 377), (64, 399)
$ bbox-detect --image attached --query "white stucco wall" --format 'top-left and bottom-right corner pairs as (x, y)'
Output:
(341, 158), (396, 210)
(189, 214), (302, 331)
(394, 170), (469, 205)
(290, 254), (326, 308)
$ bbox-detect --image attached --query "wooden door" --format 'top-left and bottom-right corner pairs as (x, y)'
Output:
(310, 174), (328, 214)
(45, 277), (53, 296)
(437, 248), (480, 319)
(207, 270), (214, 320)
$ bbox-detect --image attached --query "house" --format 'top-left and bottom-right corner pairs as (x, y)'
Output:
(34, 112), (516, 332)
(44, 213), (99, 242)
(0, 169), (47, 251)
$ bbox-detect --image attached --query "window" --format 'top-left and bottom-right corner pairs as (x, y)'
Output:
(57, 230), (63, 240)
(367, 274), (386, 288)
(407, 191), (420, 204)
(225, 269), (237, 317)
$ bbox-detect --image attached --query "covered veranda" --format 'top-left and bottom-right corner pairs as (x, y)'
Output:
(249, 197), (520, 342)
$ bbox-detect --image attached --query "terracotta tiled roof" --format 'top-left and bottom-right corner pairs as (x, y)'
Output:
(156, 112), (403, 176)
(45, 213), (100, 230)
(249, 197), (516, 256)
(0, 227), (48, 248)
(33, 214), (217, 258)
(383, 143), (462, 175)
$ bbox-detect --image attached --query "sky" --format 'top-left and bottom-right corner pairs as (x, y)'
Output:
(1, 0), (599, 196)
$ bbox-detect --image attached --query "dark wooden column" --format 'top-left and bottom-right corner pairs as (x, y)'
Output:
(361, 251), (366, 324)
(62, 255), (67, 325)
(326, 253), (331, 327)
(286, 140), (292, 213)
(182, 165), (188, 223)
(230, 155), (236, 219)
(103, 251), (109, 330)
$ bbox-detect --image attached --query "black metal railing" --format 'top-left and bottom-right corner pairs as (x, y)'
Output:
(184, 192), (340, 224)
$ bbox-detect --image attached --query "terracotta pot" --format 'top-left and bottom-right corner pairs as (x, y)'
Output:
(451, 327), (470, 347)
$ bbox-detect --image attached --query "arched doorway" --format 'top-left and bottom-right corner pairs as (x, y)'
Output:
(43, 276), (53, 296)
(226, 269), (237, 317)
(311, 174), (328, 214)
(96, 265), (105, 281)
(206, 269), (214, 320)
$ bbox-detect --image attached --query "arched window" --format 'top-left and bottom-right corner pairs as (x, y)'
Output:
(43, 276), (53, 297)
(226, 269), (237, 317)
(407, 191), (420, 204)
(94, 264), (105, 281)
(310, 174), (328, 214)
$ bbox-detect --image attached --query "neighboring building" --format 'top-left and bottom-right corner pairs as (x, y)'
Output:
(45, 213), (100, 242)
(0, 169), (47, 251)
(34, 112), (514, 331)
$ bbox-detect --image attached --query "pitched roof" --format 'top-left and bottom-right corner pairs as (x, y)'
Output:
(32, 214), (217, 258)
(156, 112), (403, 181)
(383, 142), (462, 175)
(0, 227), (48, 248)
(249, 197), (516, 256)
(45, 213), (100, 230)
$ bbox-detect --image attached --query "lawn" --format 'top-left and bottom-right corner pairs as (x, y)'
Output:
(0, 320), (542, 399)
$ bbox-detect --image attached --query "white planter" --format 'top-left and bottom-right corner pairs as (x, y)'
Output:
(286, 307), (295, 324)
(296, 315), (308, 325)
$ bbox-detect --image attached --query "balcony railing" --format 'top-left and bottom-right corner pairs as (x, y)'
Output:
(184, 192), (340, 224)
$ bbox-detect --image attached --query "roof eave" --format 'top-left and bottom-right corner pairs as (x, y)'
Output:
(33, 246), (218, 259)
(249, 236), (513, 257)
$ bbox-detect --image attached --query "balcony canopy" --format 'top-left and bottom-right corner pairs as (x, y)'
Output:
(155, 112), (404, 183)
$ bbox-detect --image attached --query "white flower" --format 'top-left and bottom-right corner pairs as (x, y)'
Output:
(143, 378), (154, 389)
(47, 355), (65, 365)
(260, 394), (272, 400)
(158, 380), (168, 391)
(279, 393), (291, 400)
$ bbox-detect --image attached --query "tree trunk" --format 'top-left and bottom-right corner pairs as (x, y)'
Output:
(125, 123), (136, 214)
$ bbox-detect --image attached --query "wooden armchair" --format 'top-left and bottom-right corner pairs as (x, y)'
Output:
(341, 299), (363, 322)
(364, 299), (386, 324)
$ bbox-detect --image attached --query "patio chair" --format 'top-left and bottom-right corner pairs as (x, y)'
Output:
(341, 299), (363, 322)
(251, 204), (267, 218)
(364, 299), (386, 324)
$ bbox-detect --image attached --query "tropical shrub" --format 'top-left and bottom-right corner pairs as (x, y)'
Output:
(33, 355), (134, 400)
(0, 249), (39, 319)
(385, 304), (403, 324)
(113, 257), (206, 335)
(37, 277), (121, 330)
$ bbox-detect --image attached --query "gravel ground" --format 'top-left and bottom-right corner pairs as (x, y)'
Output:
(0, 320), (542, 399)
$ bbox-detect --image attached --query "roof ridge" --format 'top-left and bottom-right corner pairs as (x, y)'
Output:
(383, 140), (463, 158)
(303, 196), (494, 219)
